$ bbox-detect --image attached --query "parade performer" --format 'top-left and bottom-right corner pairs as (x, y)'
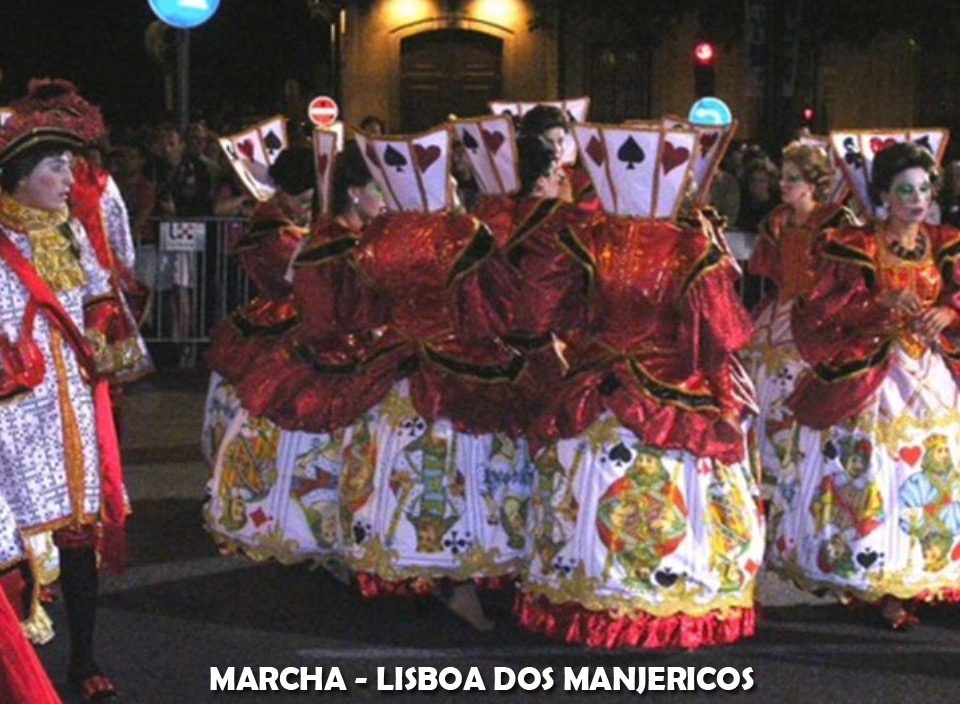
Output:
(769, 137), (960, 630)
(205, 140), (388, 569)
(201, 147), (313, 465)
(9, 77), (154, 648)
(516, 103), (596, 207)
(516, 122), (763, 650)
(0, 104), (141, 700)
(452, 115), (591, 432)
(747, 141), (854, 481)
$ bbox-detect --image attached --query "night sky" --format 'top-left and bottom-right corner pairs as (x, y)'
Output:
(0, 1), (328, 131)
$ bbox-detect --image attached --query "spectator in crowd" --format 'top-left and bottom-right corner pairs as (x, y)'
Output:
(359, 115), (386, 136)
(737, 155), (780, 231)
(710, 148), (742, 225)
(938, 160), (960, 228)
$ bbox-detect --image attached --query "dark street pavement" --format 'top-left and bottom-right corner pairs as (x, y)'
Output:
(34, 369), (960, 704)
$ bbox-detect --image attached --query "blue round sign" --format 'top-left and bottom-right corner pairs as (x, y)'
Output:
(688, 97), (733, 127)
(148, 0), (220, 28)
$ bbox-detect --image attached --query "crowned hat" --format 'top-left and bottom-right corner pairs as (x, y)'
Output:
(450, 115), (520, 196)
(829, 128), (949, 217)
(573, 122), (698, 219)
(218, 115), (289, 202)
(489, 97), (589, 166)
(356, 126), (451, 213)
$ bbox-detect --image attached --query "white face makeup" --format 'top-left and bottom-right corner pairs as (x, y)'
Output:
(884, 166), (933, 228)
(779, 161), (814, 208)
(14, 152), (75, 211)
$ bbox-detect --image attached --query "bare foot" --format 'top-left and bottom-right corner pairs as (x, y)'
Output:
(438, 584), (495, 631)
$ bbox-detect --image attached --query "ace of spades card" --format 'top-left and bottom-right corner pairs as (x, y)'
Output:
(357, 126), (451, 213)
(312, 128), (340, 216)
(573, 124), (696, 219)
(451, 115), (519, 196)
(257, 115), (289, 165)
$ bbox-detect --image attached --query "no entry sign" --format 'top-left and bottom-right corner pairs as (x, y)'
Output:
(308, 96), (339, 127)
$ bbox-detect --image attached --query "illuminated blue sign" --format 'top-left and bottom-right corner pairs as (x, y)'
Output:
(688, 97), (733, 127)
(148, 0), (220, 29)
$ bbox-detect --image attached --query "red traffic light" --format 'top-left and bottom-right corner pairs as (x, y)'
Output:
(803, 107), (815, 122)
(694, 42), (715, 65)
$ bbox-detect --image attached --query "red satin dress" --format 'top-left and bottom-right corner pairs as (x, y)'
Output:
(516, 216), (765, 650)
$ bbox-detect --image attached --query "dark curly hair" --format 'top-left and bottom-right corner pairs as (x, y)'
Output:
(518, 105), (569, 138)
(870, 141), (937, 206)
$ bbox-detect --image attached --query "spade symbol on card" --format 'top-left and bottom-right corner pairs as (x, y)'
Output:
(617, 136), (645, 170)
(237, 139), (256, 161)
(461, 130), (479, 152)
(224, 143), (239, 161)
(263, 130), (282, 155)
(384, 145), (408, 172)
(914, 135), (933, 153)
(842, 138), (865, 169)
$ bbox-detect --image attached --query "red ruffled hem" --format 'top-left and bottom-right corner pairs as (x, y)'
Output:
(514, 592), (757, 650)
(355, 572), (512, 599)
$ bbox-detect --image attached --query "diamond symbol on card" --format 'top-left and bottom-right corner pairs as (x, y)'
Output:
(250, 508), (270, 527)
(585, 136), (606, 166)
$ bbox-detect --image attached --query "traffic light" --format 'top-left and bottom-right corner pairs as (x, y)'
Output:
(694, 42), (716, 97)
(802, 106), (815, 128)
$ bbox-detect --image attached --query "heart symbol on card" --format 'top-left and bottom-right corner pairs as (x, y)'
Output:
(699, 132), (719, 153)
(585, 136), (606, 166)
(869, 137), (898, 155)
(317, 153), (329, 177)
(855, 550), (878, 569)
(413, 144), (441, 172)
(481, 129), (505, 154)
(237, 139), (256, 161)
(899, 446), (922, 466)
(661, 141), (690, 174)
(364, 142), (380, 167)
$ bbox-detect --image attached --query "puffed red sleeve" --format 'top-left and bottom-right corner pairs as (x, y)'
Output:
(450, 221), (516, 341)
(292, 235), (388, 343)
(748, 215), (781, 284)
(791, 257), (887, 367)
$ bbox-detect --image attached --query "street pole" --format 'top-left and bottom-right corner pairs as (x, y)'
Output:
(177, 28), (190, 134)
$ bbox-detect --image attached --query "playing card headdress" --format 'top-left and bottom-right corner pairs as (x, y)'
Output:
(798, 134), (848, 205)
(572, 122), (698, 219)
(489, 97), (589, 166)
(654, 115), (737, 206)
(312, 125), (343, 216)
(449, 115), (520, 196)
(218, 115), (289, 202)
(829, 128), (949, 217)
(356, 126), (451, 213)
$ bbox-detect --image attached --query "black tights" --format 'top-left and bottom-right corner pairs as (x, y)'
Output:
(59, 546), (99, 678)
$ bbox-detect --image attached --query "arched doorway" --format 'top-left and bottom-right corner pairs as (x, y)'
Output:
(400, 29), (503, 132)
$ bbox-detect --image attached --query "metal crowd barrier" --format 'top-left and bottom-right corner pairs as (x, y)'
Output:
(134, 217), (766, 365)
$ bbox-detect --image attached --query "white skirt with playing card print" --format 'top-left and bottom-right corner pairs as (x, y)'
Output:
(516, 412), (764, 650)
(340, 379), (533, 594)
(204, 408), (345, 565)
(745, 297), (808, 482)
(768, 344), (960, 604)
(201, 372), (241, 468)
